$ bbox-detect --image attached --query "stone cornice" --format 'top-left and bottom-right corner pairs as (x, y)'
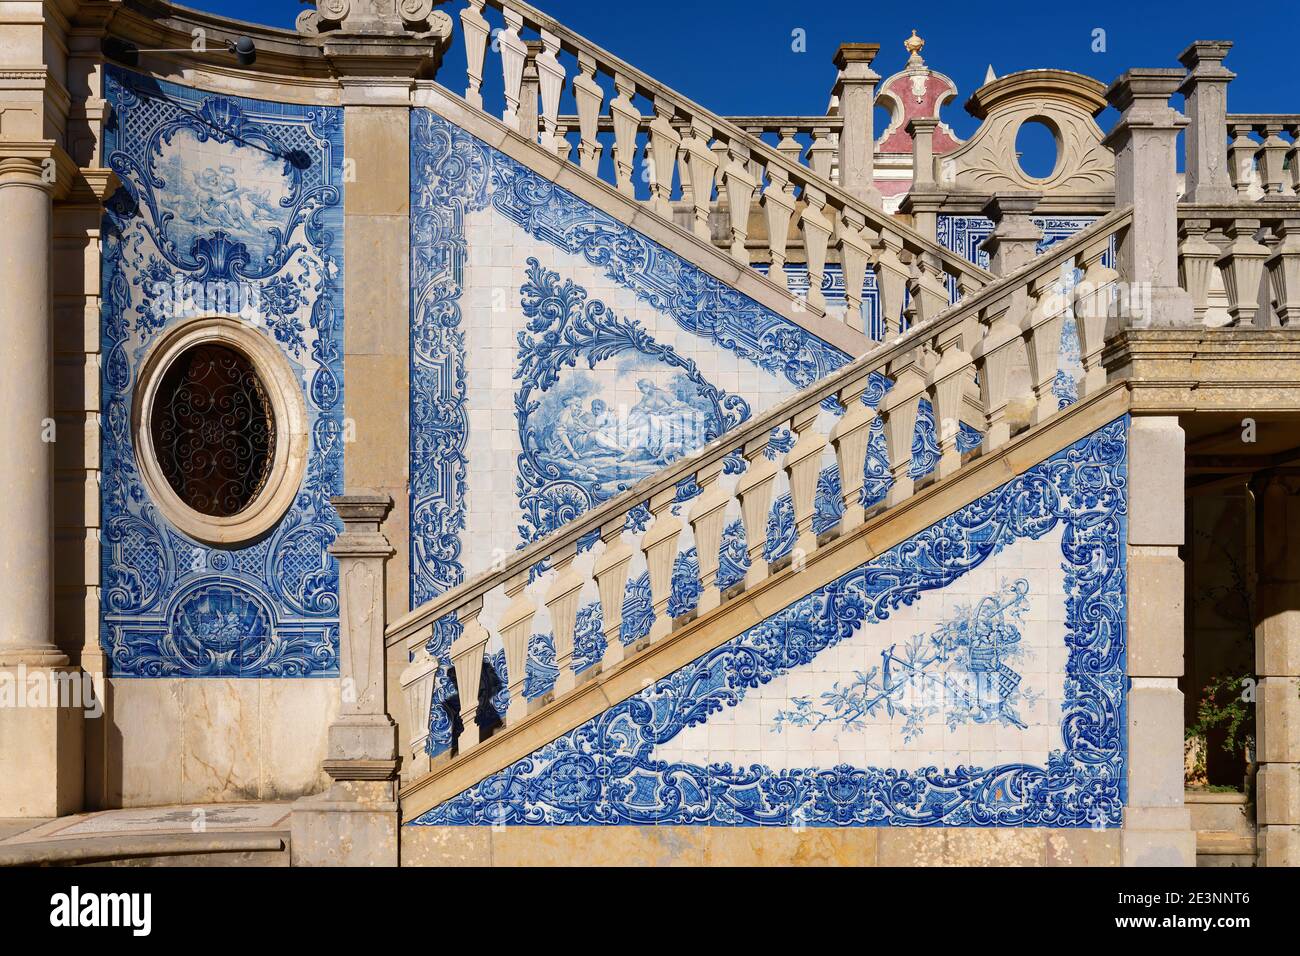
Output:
(964, 68), (1109, 120)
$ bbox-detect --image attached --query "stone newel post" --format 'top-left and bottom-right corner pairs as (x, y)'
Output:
(1252, 473), (1300, 867)
(291, 493), (401, 866)
(833, 43), (882, 208)
(979, 192), (1043, 276)
(1178, 41), (1236, 204)
(1103, 70), (1193, 327)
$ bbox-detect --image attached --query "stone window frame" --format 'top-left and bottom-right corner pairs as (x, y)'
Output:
(131, 315), (309, 547)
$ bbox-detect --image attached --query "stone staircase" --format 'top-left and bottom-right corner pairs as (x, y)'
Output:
(437, 0), (993, 345)
(389, 205), (1134, 821)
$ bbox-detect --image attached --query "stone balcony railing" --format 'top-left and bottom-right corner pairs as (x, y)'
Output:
(386, 205), (1133, 783)
(451, 0), (992, 337)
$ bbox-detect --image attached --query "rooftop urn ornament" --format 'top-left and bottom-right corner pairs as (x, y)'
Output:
(904, 30), (926, 63)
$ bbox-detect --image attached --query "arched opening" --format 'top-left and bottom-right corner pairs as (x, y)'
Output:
(1014, 118), (1060, 180)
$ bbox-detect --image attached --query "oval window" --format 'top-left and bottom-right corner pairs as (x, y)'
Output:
(149, 342), (276, 517)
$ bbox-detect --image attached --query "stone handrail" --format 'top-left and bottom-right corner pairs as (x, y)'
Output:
(387, 205), (1133, 767)
(450, 0), (992, 334)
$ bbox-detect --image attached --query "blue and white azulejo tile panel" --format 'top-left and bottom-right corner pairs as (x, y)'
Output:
(99, 68), (345, 678)
(409, 416), (1129, 828)
(408, 110), (851, 612)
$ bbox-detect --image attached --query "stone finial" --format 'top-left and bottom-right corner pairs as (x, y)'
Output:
(904, 29), (925, 63)
(297, 0), (454, 40)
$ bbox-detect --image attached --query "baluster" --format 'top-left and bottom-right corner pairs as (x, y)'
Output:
(571, 52), (604, 174)
(873, 230), (910, 339)
(399, 641), (439, 762)
(1178, 218), (1218, 325)
(646, 96), (681, 218)
(1258, 123), (1290, 197)
(450, 597), (490, 751)
(880, 347), (932, 506)
(609, 72), (640, 197)
(460, 0), (490, 110)
(688, 461), (731, 615)
(1020, 269), (1068, 424)
(498, 7), (528, 132)
(1289, 133), (1300, 196)
(970, 296), (1022, 452)
(497, 572), (536, 723)
(1227, 123), (1256, 198)
(735, 433), (779, 589)
(519, 42), (541, 143)
(925, 326), (977, 479)
(682, 118), (718, 241)
(836, 209), (871, 334)
(545, 546), (586, 696)
(640, 488), (682, 642)
(723, 143), (757, 264)
(783, 406), (827, 559)
(1216, 218), (1270, 325)
(762, 163), (796, 290)
(535, 30), (566, 154)
(799, 187), (832, 310)
(1075, 236), (1119, 395)
(592, 517), (634, 668)
(675, 123), (693, 207)
(827, 373), (877, 532)
(806, 126), (835, 178)
(909, 251), (950, 326)
(552, 121), (573, 163)
(1266, 217), (1300, 326)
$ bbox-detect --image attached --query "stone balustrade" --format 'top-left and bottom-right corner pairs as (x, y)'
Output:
(386, 207), (1133, 766)
(1224, 116), (1300, 201)
(453, 0), (990, 335)
(1177, 205), (1300, 327)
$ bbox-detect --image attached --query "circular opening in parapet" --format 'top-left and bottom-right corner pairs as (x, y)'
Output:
(1014, 117), (1061, 181)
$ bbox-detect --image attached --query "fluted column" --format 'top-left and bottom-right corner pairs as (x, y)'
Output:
(1252, 473), (1300, 867)
(1177, 41), (1236, 204)
(0, 149), (84, 819)
(0, 155), (59, 668)
(1103, 70), (1193, 327)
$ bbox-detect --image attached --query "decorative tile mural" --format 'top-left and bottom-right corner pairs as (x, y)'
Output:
(408, 416), (1128, 828)
(99, 68), (345, 677)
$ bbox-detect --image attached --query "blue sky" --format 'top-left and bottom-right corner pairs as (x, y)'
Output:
(204, 0), (1290, 141)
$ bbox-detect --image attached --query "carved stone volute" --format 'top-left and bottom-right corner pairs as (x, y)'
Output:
(297, 0), (455, 44)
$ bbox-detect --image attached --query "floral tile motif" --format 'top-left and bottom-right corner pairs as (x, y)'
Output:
(408, 416), (1128, 828)
(99, 68), (345, 677)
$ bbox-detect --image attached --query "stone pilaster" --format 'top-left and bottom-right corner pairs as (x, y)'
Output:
(1251, 473), (1300, 867)
(291, 494), (400, 866)
(1122, 416), (1195, 865)
(899, 118), (943, 242)
(978, 192), (1042, 276)
(1103, 70), (1193, 328)
(832, 43), (882, 208)
(1178, 41), (1236, 204)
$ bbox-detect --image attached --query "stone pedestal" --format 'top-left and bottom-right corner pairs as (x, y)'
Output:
(291, 494), (400, 866)
(1121, 416), (1195, 865)
(1178, 41), (1237, 204)
(832, 43), (882, 208)
(978, 192), (1042, 276)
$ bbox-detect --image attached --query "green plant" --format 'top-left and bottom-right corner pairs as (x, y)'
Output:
(1187, 672), (1255, 765)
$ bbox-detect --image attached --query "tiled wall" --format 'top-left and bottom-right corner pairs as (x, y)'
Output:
(99, 69), (345, 678)
(409, 416), (1129, 828)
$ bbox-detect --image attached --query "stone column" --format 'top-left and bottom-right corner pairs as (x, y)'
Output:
(833, 43), (882, 208)
(1122, 416), (1195, 866)
(0, 149), (83, 817)
(291, 494), (400, 867)
(1103, 70), (1194, 327)
(978, 192), (1042, 276)
(1252, 472), (1300, 867)
(1177, 41), (1236, 204)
